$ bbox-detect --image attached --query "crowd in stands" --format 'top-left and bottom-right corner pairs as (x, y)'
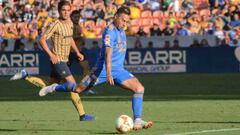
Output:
(0, 0), (240, 51)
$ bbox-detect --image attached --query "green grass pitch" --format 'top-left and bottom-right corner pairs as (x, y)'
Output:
(1, 73), (240, 135)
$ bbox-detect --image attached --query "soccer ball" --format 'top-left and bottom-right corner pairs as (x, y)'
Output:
(115, 115), (134, 133)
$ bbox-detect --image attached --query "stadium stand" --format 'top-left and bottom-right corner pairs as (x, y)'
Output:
(0, 0), (239, 50)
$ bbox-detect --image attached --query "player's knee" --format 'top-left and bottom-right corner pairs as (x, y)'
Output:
(135, 84), (144, 93)
(68, 82), (77, 91)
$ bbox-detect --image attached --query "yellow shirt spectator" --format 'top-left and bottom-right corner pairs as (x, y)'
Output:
(130, 6), (140, 19)
(188, 17), (200, 34)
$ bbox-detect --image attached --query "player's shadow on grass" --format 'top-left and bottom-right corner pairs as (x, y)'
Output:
(154, 121), (240, 124)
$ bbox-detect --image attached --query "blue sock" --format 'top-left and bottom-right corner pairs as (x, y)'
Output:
(55, 82), (76, 92)
(132, 92), (144, 120)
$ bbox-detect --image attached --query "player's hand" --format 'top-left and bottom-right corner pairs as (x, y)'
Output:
(107, 75), (114, 85)
(50, 54), (59, 64)
(77, 53), (84, 61)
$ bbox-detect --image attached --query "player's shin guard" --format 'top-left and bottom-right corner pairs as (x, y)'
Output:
(55, 82), (76, 92)
(132, 92), (144, 120)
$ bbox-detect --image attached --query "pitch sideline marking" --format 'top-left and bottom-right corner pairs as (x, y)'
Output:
(165, 128), (240, 135)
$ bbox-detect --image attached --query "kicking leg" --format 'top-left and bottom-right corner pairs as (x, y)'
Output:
(121, 77), (153, 130)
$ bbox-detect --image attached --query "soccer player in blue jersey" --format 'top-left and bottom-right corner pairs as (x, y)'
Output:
(39, 6), (153, 130)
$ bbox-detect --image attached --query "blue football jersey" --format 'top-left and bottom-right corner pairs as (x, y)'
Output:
(96, 24), (127, 70)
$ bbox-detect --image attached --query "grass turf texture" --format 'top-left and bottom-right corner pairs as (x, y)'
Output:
(1, 73), (240, 135)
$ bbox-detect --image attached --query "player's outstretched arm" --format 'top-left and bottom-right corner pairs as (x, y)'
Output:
(105, 46), (114, 85)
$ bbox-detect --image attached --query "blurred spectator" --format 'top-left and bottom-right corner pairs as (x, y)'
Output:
(167, 12), (177, 27)
(147, 41), (154, 49)
(214, 25), (225, 41)
(82, 24), (96, 39)
(137, 27), (147, 37)
(162, 23), (174, 36)
(168, 0), (180, 12)
(182, 0), (194, 11)
(91, 40), (100, 49)
(229, 14), (240, 28)
(227, 28), (237, 40)
(104, 2), (117, 22)
(204, 22), (215, 35)
(0, 40), (7, 51)
(147, 0), (161, 11)
(219, 39), (230, 47)
(199, 39), (210, 47)
(33, 42), (41, 51)
(16, 41), (27, 51)
(129, 2), (140, 19)
(172, 39), (180, 48)
(22, 4), (35, 23)
(163, 40), (171, 48)
(162, 0), (173, 11)
(229, 39), (240, 47)
(134, 37), (142, 48)
(81, 2), (96, 21)
(188, 14), (201, 35)
(200, 15), (210, 32)
(2, 7), (16, 23)
(190, 39), (201, 47)
(176, 23), (189, 36)
(94, 5), (105, 22)
(150, 23), (161, 36)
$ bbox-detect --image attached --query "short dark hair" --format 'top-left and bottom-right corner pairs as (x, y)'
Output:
(71, 10), (80, 17)
(58, 1), (71, 12)
(115, 6), (131, 16)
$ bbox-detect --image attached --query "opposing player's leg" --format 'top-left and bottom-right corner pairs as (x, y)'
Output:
(39, 62), (95, 121)
(10, 69), (47, 88)
(65, 75), (96, 121)
(115, 70), (153, 130)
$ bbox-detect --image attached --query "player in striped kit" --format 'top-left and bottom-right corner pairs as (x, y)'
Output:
(10, 1), (95, 121)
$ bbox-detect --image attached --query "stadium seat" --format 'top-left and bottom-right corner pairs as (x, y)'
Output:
(163, 11), (169, 19)
(152, 10), (162, 19)
(130, 19), (139, 27)
(141, 10), (152, 18)
(152, 18), (160, 26)
(143, 26), (150, 35)
(129, 26), (139, 34)
(140, 18), (153, 27)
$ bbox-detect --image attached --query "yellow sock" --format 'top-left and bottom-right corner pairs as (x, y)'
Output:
(25, 76), (47, 88)
(70, 92), (85, 116)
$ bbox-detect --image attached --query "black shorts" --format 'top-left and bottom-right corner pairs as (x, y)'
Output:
(68, 51), (87, 66)
(50, 62), (72, 79)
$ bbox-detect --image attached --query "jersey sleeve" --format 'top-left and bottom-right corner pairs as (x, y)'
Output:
(42, 21), (59, 39)
(102, 28), (116, 48)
